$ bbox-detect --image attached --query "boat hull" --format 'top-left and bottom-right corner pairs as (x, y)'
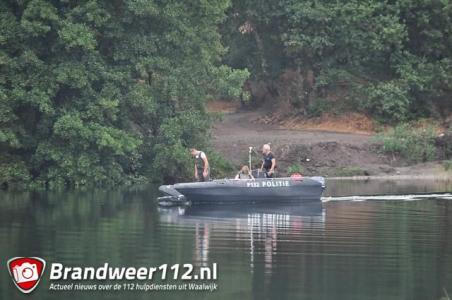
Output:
(159, 177), (325, 204)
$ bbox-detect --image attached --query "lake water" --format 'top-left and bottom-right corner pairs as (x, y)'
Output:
(1, 178), (451, 300)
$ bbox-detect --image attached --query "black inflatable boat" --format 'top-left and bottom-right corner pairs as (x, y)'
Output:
(158, 176), (325, 205)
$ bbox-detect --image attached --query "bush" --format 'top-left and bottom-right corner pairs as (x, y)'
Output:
(306, 98), (333, 117)
(443, 160), (452, 171)
(373, 124), (438, 162)
(444, 132), (452, 159)
(208, 151), (235, 179)
(364, 81), (411, 123)
(287, 164), (304, 175)
(0, 159), (31, 189)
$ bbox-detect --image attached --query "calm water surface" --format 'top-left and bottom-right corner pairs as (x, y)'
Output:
(0, 178), (451, 300)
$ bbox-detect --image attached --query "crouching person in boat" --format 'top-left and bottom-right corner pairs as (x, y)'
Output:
(190, 148), (210, 182)
(235, 165), (255, 180)
(260, 144), (276, 178)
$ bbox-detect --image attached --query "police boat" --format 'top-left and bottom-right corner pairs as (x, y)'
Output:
(157, 176), (325, 206)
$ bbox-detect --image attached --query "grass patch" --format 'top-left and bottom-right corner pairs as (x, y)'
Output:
(443, 160), (452, 172)
(373, 123), (438, 162)
(331, 166), (365, 177)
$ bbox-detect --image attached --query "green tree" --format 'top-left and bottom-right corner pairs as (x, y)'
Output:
(222, 0), (452, 123)
(0, 0), (248, 188)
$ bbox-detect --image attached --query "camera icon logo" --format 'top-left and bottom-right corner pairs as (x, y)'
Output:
(13, 262), (39, 283)
(7, 257), (46, 294)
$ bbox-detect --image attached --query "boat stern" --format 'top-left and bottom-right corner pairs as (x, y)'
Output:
(310, 176), (326, 189)
(158, 185), (187, 205)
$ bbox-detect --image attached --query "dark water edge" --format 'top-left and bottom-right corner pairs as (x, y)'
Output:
(0, 179), (451, 300)
(325, 176), (452, 197)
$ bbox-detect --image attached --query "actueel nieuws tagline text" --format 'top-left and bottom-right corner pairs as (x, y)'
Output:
(49, 282), (218, 292)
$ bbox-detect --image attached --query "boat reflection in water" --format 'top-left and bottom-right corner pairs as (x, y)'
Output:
(158, 202), (325, 277)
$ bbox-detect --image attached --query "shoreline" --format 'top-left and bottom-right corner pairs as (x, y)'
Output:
(211, 110), (451, 178)
(327, 174), (452, 180)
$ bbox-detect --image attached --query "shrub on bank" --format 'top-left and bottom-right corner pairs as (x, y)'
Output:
(363, 82), (411, 124)
(208, 151), (235, 179)
(443, 160), (452, 171)
(373, 124), (438, 162)
(287, 164), (304, 175)
(0, 159), (31, 189)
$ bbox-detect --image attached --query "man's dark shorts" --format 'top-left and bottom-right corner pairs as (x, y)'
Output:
(197, 171), (210, 182)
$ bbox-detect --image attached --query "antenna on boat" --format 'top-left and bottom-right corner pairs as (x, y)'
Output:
(248, 146), (253, 171)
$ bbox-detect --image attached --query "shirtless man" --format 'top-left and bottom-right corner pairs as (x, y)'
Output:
(190, 148), (210, 182)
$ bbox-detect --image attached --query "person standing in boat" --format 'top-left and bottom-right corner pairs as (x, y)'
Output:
(190, 148), (210, 182)
(260, 144), (276, 178)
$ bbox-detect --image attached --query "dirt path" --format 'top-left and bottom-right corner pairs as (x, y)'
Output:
(213, 111), (372, 147)
(211, 111), (449, 177)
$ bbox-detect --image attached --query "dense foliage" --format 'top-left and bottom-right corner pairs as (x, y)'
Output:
(2, 0), (452, 188)
(0, 0), (248, 188)
(222, 0), (452, 123)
